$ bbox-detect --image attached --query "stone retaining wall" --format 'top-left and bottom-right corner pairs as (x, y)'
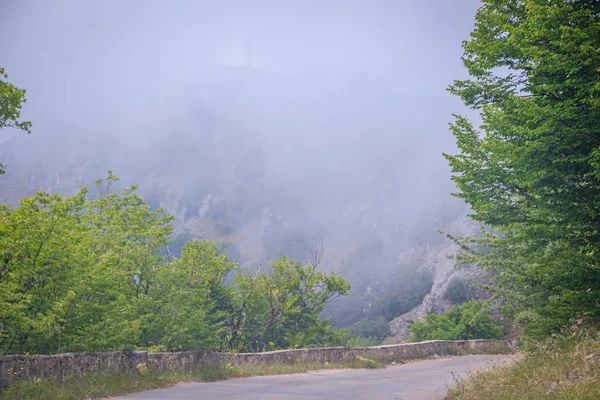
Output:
(0, 339), (509, 387)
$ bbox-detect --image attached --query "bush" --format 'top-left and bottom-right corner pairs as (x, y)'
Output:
(443, 278), (472, 304)
(410, 300), (503, 342)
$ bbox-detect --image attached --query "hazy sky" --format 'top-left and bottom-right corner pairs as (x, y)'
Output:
(1, 0), (480, 102)
(0, 0), (483, 221)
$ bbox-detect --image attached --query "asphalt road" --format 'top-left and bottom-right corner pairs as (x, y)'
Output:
(115, 354), (513, 400)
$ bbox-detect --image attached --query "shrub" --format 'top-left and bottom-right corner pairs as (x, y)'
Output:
(446, 327), (600, 400)
(410, 300), (503, 342)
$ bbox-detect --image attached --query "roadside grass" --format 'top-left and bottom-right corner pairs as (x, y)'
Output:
(0, 366), (232, 400)
(0, 356), (382, 400)
(445, 328), (600, 400)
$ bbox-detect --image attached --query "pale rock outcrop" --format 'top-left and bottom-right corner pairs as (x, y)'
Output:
(388, 216), (488, 341)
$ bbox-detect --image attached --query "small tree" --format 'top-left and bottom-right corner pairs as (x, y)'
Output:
(229, 255), (350, 351)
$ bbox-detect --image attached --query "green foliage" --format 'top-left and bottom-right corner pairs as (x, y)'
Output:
(443, 278), (473, 305)
(147, 240), (236, 351)
(0, 172), (350, 355)
(445, 0), (600, 339)
(0, 67), (31, 174)
(226, 255), (350, 351)
(446, 327), (600, 400)
(409, 300), (503, 342)
(0, 172), (175, 354)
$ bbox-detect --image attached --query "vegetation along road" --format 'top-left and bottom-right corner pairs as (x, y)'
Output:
(114, 354), (513, 400)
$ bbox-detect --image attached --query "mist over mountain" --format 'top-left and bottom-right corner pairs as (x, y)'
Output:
(0, 65), (467, 260)
(0, 0), (483, 335)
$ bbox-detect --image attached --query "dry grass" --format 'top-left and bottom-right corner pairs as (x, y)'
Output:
(0, 356), (382, 400)
(445, 328), (600, 400)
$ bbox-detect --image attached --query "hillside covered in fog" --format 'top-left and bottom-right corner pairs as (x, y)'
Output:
(0, 64), (479, 335)
(0, 64), (467, 256)
(0, 0), (483, 341)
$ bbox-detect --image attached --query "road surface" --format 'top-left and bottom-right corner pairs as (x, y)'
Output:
(115, 354), (513, 400)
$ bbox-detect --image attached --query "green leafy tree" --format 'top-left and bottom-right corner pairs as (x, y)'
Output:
(0, 67), (31, 174)
(410, 300), (503, 342)
(70, 173), (173, 351)
(445, 0), (600, 339)
(0, 190), (88, 354)
(148, 240), (236, 351)
(229, 255), (350, 351)
(0, 172), (352, 354)
(0, 173), (174, 354)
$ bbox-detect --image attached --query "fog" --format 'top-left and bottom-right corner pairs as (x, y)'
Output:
(1, 0), (481, 328)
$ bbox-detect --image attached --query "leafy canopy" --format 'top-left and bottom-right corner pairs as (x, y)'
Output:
(445, 0), (600, 339)
(0, 173), (351, 354)
(227, 256), (350, 352)
(410, 300), (503, 342)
